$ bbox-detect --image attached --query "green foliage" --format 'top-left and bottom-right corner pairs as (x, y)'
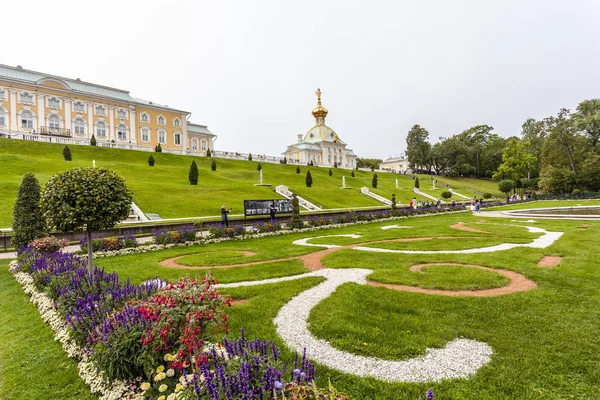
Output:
(333, 161), (338, 168)
(493, 138), (537, 181)
(328, 169), (333, 177)
(572, 188), (582, 195)
(148, 155), (155, 166)
(283, 157), (287, 164)
(248, 153), (252, 161)
(156, 143), (162, 153)
(189, 161), (198, 184)
(305, 170), (312, 187)
(351, 170), (355, 177)
(440, 190), (452, 199)
(206, 148), (211, 157)
(498, 179), (515, 200)
(41, 167), (133, 233)
(414, 177), (420, 189)
(62, 146), (72, 161)
(356, 158), (383, 170)
(390, 193), (396, 210)
(483, 192), (492, 199)
(90, 134), (97, 146)
(372, 173), (378, 188)
(296, 166), (301, 174)
(538, 166), (576, 193)
(573, 98), (600, 149)
(11, 173), (46, 249)
(211, 160), (217, 171)
(257, 163), (262, 171)
(406, 124), (431, 171)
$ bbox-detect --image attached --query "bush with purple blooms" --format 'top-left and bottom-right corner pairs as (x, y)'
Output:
(153, 226), (197, 245)
(208, 224), (245, 238)
(79, 232), (139, 253)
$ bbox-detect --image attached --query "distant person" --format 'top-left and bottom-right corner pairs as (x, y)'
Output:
(269, 202), (277, 221)
(451, 199), (456, 207)
(475, 199), (481, 213)
(412, 197), (418, 209)
(221, 205), (231, 227)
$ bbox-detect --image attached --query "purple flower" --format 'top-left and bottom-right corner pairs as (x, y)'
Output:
(274, 381), (283, 390)
(426, 389), (435, 399)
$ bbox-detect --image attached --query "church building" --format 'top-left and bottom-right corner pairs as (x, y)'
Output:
(282, 89), (357, 169)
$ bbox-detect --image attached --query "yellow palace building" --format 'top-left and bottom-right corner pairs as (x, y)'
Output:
(0, 64), (215, 154)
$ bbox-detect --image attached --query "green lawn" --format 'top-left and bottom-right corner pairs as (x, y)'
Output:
(0, 139), (506, 227)
(6, 205), (600, 398)
(0, 260), (95, 399)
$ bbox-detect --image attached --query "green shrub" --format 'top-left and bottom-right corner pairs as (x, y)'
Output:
(372, 173), (378, 188)
(296, 166), (301, 174)
(572, 188), (582, 195)
(189, 160), (198, 185)
(11, 173), (46, 249)
(334, 161), (338, 168)
(499, 179), (515, 201)
(206, 148), (211, 157)
(483, 192), (492, 199)
(441, 190), (452, 199)
(148, 155), (155, 166)
(211, 160), (217, 171)
(306, 170), (313, 187)
(329, 169), (333, 176)
(63, 146), (72, 161)
(248, 153), (252, 161)
(351, 170), (355, 177)
(257, 163), (262, 171)
(90, 134), (97, 146)
(414, 177), (420, 189)
(155, 143), (162, 152)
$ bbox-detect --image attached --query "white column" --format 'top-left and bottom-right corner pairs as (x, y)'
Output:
(182, 114), (188, 150)
(9, 90), (17, 131)
(129, 107), (137, 144)
(64, 99), (71, 134)
(108, 106), (115, 141)
(87, 103), (93, 139)
(37, 94), (45, 132)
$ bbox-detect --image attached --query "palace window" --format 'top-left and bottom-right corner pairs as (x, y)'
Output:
(141, 127), (150, 142)
(95, 105), (106, 116)
(173, 118), (180, 127)
(74, 102), (85, 112)
(0, 107), (6, 126)
(48, 98), (60, 108)
(201, 140), (207, 151)
(158, 115), (165, 125)
(0, 90), (5, 100)
(192, 138), (198, 151)
(74, 118), (85, 135)
(140, 112), (149, 122)
(20, 92), (33, 103)
(158, 130), (166, 144)
(96, 121), (107, 137)
(117, 124), (127, 140)
(48, 115), (61, 130)
(116, 109), (127, 119)
(21, 110), (34, 129)
(174, 132), (181, 145)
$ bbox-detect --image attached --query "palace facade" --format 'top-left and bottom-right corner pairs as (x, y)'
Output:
(379, 154), (410, 173)
(0, 64), (215, 154)
(282, 89), (357, 168)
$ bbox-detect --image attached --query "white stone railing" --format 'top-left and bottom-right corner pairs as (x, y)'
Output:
(275, 185), (322, 211)
(360, 187), (392, 205)
(413, 188), (440, 202)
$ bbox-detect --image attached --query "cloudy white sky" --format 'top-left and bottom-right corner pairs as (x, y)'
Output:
(4, 0), (600, 159)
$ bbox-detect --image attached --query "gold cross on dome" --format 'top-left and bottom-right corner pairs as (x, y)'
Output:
(315, 88), (322, 102)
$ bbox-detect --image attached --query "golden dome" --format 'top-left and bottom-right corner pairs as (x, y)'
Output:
(312, 88), (329, 119)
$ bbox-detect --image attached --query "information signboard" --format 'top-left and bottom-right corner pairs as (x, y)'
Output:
(243, 199), (293, 217)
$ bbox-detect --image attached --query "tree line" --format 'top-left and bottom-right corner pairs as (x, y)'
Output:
(405, 99), (600, 194)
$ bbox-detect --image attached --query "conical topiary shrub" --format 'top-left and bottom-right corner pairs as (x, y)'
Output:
(90, 134), (97, 146)
(63, 146), (72, 161)
(11, 173), (46, 249)
(189, 161), (198, 185)
(306, 170), (313, 187)
(211, 160), (217, 171)
(148, 155), (155, 166)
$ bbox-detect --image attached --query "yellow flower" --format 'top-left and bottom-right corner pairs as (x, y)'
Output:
(140, 382), (151, 391)
(175, 383), (183, 393)
(167, 394), (177, 400)
(158, 396), (166, 400)
(159, 384), (168, 392)
(157, 365), (165, 373)
(166, 368), (175, 377)
(163, 353), (172, 361)
(154, 372), (167, 381)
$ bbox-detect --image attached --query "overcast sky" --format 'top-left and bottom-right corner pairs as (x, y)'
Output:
(4, 0), (600, 159)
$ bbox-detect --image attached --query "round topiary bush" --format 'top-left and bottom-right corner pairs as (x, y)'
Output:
(483, 192), (492, 199)
(441, 190), (452, 199)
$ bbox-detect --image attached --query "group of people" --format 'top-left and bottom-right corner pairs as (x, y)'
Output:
(408, 197), (442, 209)
(470, 197), (483, 212)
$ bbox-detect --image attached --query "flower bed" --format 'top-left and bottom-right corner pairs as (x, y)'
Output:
(79, 232), (139, 252)
(10, 246), (347, 399)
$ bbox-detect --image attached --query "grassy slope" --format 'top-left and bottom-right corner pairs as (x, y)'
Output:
(0, 139), (501, 227)
(0, 260), (95, 399)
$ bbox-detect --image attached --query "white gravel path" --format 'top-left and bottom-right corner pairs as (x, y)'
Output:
(215, 224), (564, 382)
(381, 225), (413, 230)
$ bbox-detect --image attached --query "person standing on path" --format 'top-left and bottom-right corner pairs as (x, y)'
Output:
(221, 205), (231, 227)
(269, 202), (277, 222)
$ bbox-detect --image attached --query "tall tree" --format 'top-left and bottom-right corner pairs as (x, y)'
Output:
(520, 118), (545, 178)
(406, 125), (431, 172)
(573, 99), (600, 150)
(458, 125), (494, 178)
(493, 138), (537, 181)
(542, 109), (580, 173)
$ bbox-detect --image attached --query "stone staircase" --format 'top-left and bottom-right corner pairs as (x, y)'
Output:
(360, 187), (392, 206)
(275, 185), (322, 211)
